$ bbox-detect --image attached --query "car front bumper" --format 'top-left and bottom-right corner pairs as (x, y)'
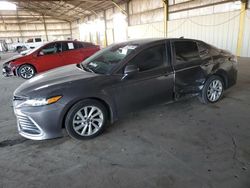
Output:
(13, 102), (65, 140)
(2, 66), (14, 77)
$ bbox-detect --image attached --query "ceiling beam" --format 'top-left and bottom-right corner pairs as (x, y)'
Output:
(7, 0), (109, 2)
(4, 0), (128, 23)
(17, 4), (70, 21)
(57, 1), (85, 17)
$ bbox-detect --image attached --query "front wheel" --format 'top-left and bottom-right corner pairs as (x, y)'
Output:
(18, 64), (36, 79)
(65, 99), (108, 140)
(199, 75), (224, 104)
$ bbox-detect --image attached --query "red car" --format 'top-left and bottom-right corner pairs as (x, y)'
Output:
(2, 41), (100, 79)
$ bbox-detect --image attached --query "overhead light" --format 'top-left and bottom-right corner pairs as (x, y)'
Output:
(0, 1), (17, 10)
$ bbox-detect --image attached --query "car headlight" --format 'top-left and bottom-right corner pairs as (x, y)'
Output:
(8, 61), (15, 68)
(16, 96), (62, 108)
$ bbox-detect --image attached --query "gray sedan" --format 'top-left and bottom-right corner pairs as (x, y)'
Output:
(13, 38), (237, 140)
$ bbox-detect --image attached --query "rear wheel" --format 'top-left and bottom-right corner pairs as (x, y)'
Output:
(199, 75), (224, 104)
(18, 64), (36, 79)
(65, 99), (108, 140)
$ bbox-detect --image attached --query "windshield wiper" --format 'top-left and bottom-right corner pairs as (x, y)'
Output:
(81, 64), (95, 73)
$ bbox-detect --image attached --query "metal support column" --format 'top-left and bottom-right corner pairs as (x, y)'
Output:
(125, 1), (130, 26)
(69, 22), (73, 40)
(16, 10), (23, 42)
(236, 0), (247, 56)
(104, 10), (108, 47)
(111, 0), (128, 16)
(42, 14), (49, 41)
(162, 0), (169, 38)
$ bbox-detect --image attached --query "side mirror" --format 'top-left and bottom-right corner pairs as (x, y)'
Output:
(123, 65), (139, 79)
(38, 51), (44, 56)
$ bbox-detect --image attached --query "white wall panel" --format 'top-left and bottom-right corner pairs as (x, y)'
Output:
(71, 21), (80, 40)
(128, 21), (164, 39)
(0, 18), (72, 42)
(107, 29), (114, 45)
(129, 0), (163, 14)
(167, 11), (241, 55)
(242, 10), (250, 57)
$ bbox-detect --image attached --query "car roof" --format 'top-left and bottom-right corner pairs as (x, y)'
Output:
(113, 38), (204, 47)
(48, 40), (92, 44)
(47, 38), (206, 48)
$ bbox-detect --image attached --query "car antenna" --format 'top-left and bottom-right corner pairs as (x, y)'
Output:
(180, 36), (184, 39)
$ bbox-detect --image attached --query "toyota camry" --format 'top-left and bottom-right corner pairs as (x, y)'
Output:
(13, 38), (237, 140)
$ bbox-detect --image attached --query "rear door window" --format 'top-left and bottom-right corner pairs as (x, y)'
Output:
(174, 41), (200, 64)
(77, 42), (83, 49)
(62, 42), (77, 51)
(83, 42), (95, 48)
(76, 42), (95, 49)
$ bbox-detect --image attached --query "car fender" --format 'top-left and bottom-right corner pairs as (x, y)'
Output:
(58, 91), (118, 129)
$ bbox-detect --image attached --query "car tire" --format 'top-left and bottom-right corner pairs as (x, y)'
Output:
(65, 99), (108, 140)
(16, 46), (22, 53)
(18, 64), (36, 79)
(199, 75), (224, 104)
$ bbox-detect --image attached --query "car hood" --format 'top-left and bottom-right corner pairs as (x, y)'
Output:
(3, 54), (34, 67)
(14, 64), (98, 97)
(2, 54), (23, 66)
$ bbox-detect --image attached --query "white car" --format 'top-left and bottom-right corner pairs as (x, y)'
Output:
(12, 37), (44, 53)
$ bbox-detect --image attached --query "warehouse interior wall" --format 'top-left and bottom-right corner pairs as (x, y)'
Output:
(242, 9), (250, 57)
(71, 20), (80, 41)
(0, 0), (249, 57)
(167, 11), (241, 54)
(0, 10), (72, 50)
(76, 0), (250, 57)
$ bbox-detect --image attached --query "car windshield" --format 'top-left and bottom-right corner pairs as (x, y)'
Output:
(81, 43), (138, 74)
(24, 43), (47, 56)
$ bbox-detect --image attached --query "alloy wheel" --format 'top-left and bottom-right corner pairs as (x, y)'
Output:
(72, 106), (104, 136)
(20, 65), (35, 79)
(207, 79), (223, 102)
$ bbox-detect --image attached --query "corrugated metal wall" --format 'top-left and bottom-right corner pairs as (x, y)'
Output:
(167, 11), (241, 55)
(242, 10), (250, 57)
(71, 21), (80, 40)
(127, 0), (164, 39)
(106, 7), (115, 45)
(128, 21), (164, 39)
(76, 0), (250, 57)
(0, 20), (71, 42)
(0, 10), (72, 44)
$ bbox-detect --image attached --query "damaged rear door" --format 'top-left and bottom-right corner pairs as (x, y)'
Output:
(171, 39), (212, 98)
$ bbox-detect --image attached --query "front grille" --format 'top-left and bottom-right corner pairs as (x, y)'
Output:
(17, 115), (41, 135)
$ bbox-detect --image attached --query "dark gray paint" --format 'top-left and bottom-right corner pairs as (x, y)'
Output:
(13, 38), (238, 140)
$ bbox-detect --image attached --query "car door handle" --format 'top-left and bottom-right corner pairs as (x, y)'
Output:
(203, 62), (211, 67)
(164, 72), (173, 77)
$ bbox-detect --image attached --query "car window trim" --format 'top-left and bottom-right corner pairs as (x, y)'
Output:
(171, 39), (201, 68)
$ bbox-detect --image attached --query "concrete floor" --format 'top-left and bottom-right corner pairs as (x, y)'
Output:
(0, 52), (250, 188)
